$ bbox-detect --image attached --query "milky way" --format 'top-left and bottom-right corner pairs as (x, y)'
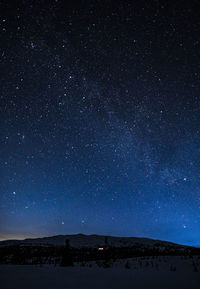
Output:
(1, 1), (200, 246)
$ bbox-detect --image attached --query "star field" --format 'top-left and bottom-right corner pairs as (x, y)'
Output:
(1, 0), (200, 246)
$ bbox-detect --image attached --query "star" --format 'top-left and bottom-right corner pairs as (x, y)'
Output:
(1, 0), (200, 247)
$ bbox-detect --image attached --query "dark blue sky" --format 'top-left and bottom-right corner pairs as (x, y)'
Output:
(1, 0), (200, 246)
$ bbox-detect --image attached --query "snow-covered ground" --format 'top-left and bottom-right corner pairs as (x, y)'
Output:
(1, 256), (200, 289)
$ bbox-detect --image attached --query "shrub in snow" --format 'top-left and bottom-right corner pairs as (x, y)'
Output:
(170, 265), (176, 271)
(125, 261), (131, 269)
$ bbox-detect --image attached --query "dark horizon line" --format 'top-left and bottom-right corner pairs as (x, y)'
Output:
(0, 232), (198, 248)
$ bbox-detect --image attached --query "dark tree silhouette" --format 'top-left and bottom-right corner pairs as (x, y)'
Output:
(60, 239), (74, 267)
(104, 236), (108, 246)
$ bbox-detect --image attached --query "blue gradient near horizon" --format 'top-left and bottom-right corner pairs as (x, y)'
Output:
(1, 1), (200, 247)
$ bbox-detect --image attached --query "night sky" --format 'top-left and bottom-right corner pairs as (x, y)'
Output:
(1, 0), (200, 246)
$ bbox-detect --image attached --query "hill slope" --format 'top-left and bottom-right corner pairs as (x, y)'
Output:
(0, 233), (187, 249)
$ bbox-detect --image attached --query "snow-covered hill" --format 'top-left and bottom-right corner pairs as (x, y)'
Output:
(0, 233), (187, 248)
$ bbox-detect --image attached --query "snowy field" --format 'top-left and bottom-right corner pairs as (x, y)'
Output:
(1, 256), (200, 289)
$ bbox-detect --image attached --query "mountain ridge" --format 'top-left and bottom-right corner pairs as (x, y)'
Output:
(0, 233), (191, 248)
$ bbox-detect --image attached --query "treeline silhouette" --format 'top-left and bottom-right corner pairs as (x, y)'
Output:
(0, 238), (200, 266)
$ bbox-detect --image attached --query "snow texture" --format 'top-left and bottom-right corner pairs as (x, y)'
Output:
(1, 256), (200, 289)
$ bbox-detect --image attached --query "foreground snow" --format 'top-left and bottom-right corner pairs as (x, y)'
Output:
(1, 256), (200, 289)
